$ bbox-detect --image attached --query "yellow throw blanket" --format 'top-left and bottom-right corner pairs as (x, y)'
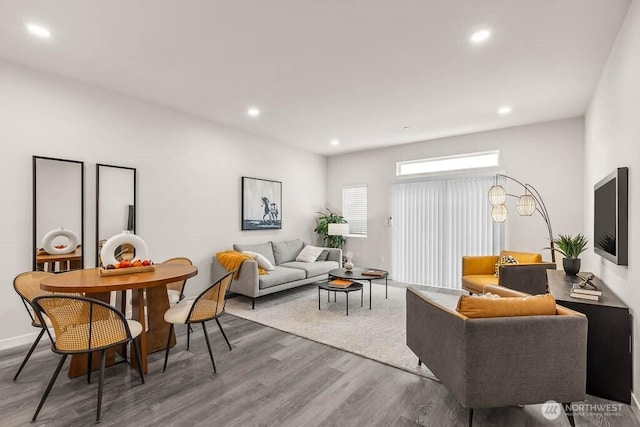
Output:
(216, 250), (267, 278)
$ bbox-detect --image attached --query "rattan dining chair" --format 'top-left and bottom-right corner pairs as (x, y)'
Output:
(12, 271), (57, 381)
(162, 257), (193, 305)
(31, 295), (145, 423)
(162, 270), (236, 373)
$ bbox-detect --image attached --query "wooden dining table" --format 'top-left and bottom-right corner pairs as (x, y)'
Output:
(40, 263), (198, 378)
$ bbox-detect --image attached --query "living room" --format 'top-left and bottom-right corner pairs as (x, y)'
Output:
(1, 0), (639, 425)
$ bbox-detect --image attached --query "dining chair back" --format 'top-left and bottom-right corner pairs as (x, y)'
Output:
(162, 257), (193, 304)
(31, 295), (145, 423)
(12, 271), (56, 380)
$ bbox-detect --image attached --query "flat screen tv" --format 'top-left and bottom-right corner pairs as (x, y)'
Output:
(594, 167), (628, 265)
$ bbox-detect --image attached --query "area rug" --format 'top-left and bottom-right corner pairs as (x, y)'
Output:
(225, 281), (456, 381)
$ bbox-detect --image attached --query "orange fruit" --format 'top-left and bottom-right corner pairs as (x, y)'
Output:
(132, 260), (143, 267)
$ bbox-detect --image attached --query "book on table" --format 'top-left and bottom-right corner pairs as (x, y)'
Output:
(571, 286), (602, 297)
(361, 269), (385, 277)
(328, 279), (354, 288)
(569, 290), (600, 301)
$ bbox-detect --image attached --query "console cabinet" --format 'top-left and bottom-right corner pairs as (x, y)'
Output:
(547, 270), (631, 403)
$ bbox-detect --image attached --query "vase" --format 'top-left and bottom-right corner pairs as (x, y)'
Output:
(563, 258), (581, 276)
(344, 260), (354, 270)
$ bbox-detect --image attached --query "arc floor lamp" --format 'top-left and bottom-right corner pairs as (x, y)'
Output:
(488, 174), (556, 262)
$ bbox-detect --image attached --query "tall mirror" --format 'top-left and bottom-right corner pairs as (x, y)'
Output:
(96, 164), (136, 267)
(33, 156), (85, 272)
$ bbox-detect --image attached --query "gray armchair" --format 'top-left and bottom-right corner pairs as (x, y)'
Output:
(406, 285), (587, 427)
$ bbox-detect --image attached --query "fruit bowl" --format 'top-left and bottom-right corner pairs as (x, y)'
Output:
(99, 260), (155, 276)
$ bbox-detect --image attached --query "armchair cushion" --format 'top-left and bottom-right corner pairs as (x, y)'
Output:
(500, 250), (542, 263)
(456, 293), (557, 318)
(461, 275), (498, 294)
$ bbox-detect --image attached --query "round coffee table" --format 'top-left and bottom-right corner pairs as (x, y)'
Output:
(318, 281), (363, 316)
(328, 268), (389, 309)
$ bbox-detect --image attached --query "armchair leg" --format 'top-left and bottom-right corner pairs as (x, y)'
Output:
(13, 328), (46, 381)
(468, 408), (474, 427)
(563, 403), (575, 427)
(418, 359), (422, 366)
(215, 317), (232, 351)
(252, 298), (255, 310)
(32, 354), (67, 422)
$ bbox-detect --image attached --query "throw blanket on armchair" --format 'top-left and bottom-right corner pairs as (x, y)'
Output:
(216, 250), (267, 278)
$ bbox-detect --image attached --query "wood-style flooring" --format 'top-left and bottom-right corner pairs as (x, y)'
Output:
(1, 314), (638, 426)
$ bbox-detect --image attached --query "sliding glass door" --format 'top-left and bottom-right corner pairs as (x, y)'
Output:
(392, 175), (501, 289)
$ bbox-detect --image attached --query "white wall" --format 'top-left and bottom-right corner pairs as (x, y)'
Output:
(0, 59), (327, 349)
(584, 0), (640, 394)
(327, 118), (585, 275)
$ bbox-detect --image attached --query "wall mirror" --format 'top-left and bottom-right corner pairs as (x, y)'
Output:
(96, 164), (136, 266)
(33, 156), (85, 272)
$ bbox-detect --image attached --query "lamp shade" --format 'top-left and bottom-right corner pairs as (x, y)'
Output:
(328, 223), (349, 236)
(491, 204), (508, 223)
(516, 194), (536, 216)
(488, 185), (506, 205)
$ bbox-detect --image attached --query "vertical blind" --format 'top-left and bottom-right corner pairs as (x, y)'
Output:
(392, 176), (500, 289)
(342, 185), (368, 236)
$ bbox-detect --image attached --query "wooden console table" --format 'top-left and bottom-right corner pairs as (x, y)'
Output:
(547, 270), (631, 403)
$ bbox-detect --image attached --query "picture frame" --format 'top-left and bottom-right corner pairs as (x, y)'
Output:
(241, 177), (282, 230)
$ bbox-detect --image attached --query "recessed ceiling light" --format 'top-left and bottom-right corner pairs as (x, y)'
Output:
(247, 107), (260, 117)
(26, 23), (51, 39)
(470, 29), (491, 44)
(330, 139), (340, 146)
(403, 126), (410, 130)
(498, 106), (512, 115)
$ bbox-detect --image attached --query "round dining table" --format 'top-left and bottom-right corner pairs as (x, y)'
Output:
(40, 263), (198, 377)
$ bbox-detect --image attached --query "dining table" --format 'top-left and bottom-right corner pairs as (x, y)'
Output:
(40, 263), (198, 378)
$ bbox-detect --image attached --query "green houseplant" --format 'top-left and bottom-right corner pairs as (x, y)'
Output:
(549, 233), (589, 275)
(314, 209), (347, 249)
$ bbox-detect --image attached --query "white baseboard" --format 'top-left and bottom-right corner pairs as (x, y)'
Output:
(631, 392), (640, 423)
(0, 331), (42, 352)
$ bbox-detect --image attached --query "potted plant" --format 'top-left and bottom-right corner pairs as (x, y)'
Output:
(314, 209), (347, 249)
(549, 233), (589, 275)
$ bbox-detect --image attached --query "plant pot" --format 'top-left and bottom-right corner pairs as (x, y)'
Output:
(563, 258), (581, 276)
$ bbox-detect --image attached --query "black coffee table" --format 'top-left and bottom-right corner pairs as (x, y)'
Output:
(318, 281), (363, 316)
(328, 268), (389, 310)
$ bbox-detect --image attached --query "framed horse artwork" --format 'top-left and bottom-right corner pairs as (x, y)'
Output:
(241, 177), (282, 230)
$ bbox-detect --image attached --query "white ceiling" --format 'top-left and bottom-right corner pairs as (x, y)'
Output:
(0, 0), (630, 155)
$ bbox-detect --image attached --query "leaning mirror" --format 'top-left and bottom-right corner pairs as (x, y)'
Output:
(33, 156), (84, 272)
(96, 164), (136, 266)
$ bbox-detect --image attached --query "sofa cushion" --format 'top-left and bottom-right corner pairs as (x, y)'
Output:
(279, 261), (339, 278)
(316, 249), (329, 262)
(295, 245), (324, 263)
(456, 293), (557, 318)
(258, 266), (306, 289)
(271, 239), (304, 265)
(234, 242), (276, 266)
(462, 275), (498, 294)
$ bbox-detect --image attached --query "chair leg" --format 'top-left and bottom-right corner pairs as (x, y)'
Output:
(563, 403), (575, 427)
(32, 354), (67, 422)
(202, 322), (217, 373)
(215, 317), (232, 351)
(130, 338), (145, 384)
(468, 408), (474, 427)
(162, 324), (175, 373)
(96, 349), (106, 423)
(13, 328), (46, 381)
(252, 298), (255, 310)
(87, 351), (93, 384)
(187, 325), (191, 351)
(418, 359), (422, 366)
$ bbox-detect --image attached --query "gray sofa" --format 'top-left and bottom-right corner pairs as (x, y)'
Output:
(406, 284), (587, 427)
(212, 239), (341, 308)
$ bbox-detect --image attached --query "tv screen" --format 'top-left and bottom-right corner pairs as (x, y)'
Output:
(594, 167), (628, 265)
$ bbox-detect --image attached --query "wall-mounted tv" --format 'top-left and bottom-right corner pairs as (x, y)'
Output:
(594, 167), (628, 265)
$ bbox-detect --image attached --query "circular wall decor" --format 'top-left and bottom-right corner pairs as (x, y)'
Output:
(42, 228), (79, 255)
(100, 231), (148, 266)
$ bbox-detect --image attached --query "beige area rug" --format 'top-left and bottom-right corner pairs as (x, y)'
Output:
(226, 281), (459, 381)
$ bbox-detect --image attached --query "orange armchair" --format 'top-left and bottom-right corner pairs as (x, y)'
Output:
(462, 251), (556, 295)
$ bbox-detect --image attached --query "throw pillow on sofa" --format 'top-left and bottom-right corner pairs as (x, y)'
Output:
(295, 245), (324, 263)
(456, 293), (556, 318)
(234, 242), (276, 266)
(494, 255), (518, 277)
(242, 250), (275, 271)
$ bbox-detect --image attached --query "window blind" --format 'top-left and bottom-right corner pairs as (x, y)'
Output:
(342, 186), (367, 236)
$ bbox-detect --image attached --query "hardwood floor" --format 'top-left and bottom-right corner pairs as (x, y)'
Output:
(1, 314), (638, 426)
